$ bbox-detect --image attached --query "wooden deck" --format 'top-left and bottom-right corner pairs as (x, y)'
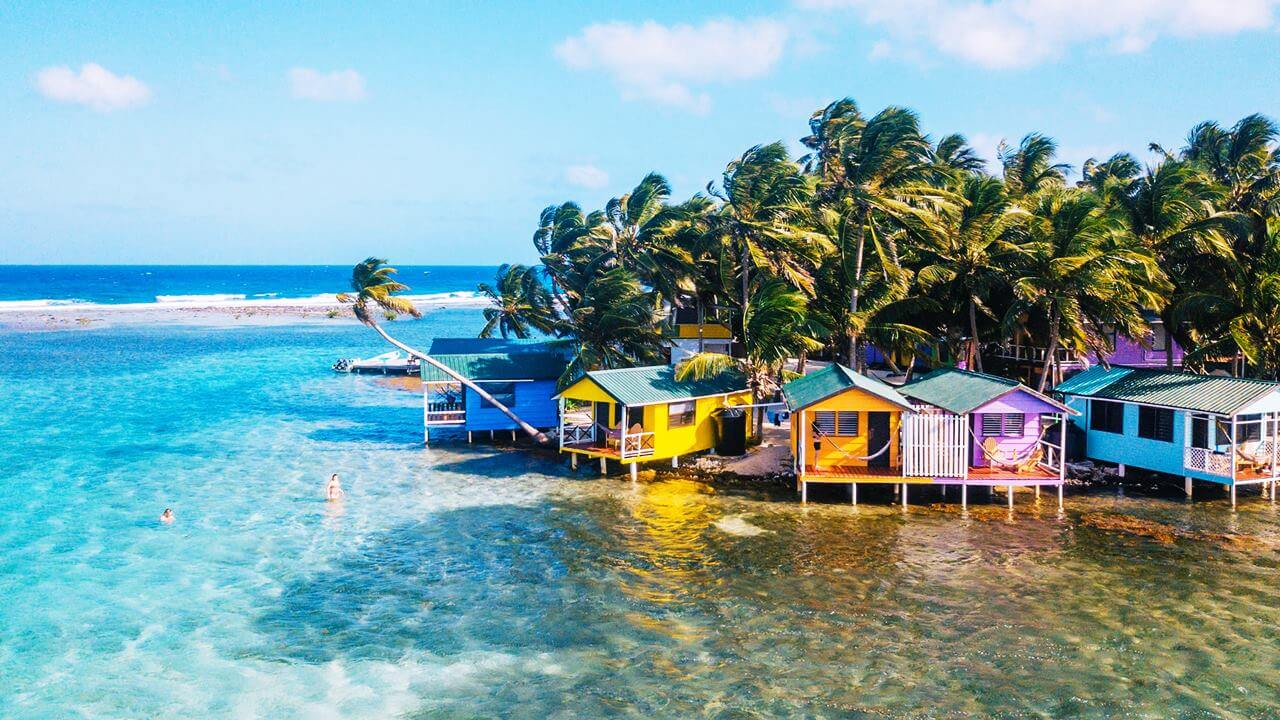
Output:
(563, 441), (622, 459)
(800, 464), (1060, 485)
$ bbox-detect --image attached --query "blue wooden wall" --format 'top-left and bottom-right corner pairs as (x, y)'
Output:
(1067, 397), (1230, 485)
(464, 380), (560, 432)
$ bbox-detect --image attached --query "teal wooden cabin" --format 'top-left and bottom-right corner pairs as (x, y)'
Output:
(1056, 366), (1280, 507)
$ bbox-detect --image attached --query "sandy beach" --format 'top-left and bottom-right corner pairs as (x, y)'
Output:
(0, 293), (489, 331)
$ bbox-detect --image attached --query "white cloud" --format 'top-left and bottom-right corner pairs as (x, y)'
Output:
(796, 0), (1278, 68)
(565, 164), (610, 189)
(555, 18), (788, 113)
(288, 68), (366, 102)
(34, 63), (151, 111)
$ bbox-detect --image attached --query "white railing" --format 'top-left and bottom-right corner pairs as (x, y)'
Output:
(902, 412), (965, 478)
(993, 344), (1082, 365)
(1184, 446), (1233, 477)
(425, 399), (465, 425)
(621, 431), (656, 459)
(1037, 438), (1063, 475)
(561, 423), (595, 445)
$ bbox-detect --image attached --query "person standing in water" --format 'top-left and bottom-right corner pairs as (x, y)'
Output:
(326, 474), (345, 502)
(160, 508), (174, 524)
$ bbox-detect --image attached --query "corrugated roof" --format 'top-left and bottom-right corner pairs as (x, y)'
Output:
(421, 352), (566, 383)
(1054, 366), (1280, 415)
(782, 364), (914, 411)
(564, 365), (748, 405)
(427, 337), (569, 355)
(900, 368), (1025, 415)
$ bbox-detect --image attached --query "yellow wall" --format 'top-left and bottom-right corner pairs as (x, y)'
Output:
(790, 389), (904, 468)
(673, 323), (732, 340)
(561, 380), (752, 463)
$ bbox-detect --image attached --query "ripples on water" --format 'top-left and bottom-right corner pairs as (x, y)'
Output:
(2, 318), (1280, 718)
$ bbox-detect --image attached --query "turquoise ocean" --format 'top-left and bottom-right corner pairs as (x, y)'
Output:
(3, 268), (1280, 717)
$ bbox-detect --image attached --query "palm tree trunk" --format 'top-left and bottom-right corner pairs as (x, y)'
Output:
(968, 299), (983, 372)
(1037, 307), (1060, 393)
(796, 349), (807, 375)
(848, 219), (866, 368)
(740, 241), (751, 351)
(368, 323), (549, 443)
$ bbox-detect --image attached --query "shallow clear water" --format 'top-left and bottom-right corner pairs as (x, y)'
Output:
(4, 316), (1280, 718)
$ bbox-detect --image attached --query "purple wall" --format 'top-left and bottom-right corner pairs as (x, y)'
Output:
(970, 390), (1062, 467)
(1088, 330), (1184, 368)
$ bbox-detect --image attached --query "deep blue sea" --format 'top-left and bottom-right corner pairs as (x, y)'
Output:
(5, 269), (1280, 717)
(0, 265), (498, 308)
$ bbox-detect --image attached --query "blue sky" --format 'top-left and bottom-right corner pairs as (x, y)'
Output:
(3, 0), (1279, 265)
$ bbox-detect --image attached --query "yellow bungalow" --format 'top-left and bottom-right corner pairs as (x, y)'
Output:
(782, 364), (917, 503)
(556, 365), (752, 479)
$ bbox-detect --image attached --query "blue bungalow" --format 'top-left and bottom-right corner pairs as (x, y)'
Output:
(420, 338), (569, 444)
(1055, 366), (1280, 507)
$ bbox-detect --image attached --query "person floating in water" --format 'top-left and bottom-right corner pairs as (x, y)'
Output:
(160, 508), (174, 524)
(326, 474), (345, 502)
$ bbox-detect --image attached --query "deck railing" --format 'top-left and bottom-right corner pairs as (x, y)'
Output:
(621, 431), (656, 459)
(1184, 446), (1233, 477)
(992, 344), (1083, 365)
(1037, 438), (1064, 475)
(561, 422), (595, 445)
(425, 400), (465, 425)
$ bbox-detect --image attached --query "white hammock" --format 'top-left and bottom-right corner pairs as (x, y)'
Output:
(967, 421), (1053, 468)
(811, 426), (894, 462)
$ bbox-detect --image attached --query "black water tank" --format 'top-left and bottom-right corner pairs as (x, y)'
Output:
(713, 408), (748, 456)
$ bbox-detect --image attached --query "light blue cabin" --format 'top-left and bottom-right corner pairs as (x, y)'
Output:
(1055, 366), (1280, 506)
(420, 338), (569, 443)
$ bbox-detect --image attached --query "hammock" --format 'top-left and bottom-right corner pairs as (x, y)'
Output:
(1214, 420), (1276, 472)
(968, 422), (1053, 472)
(811, 425), (894, 463)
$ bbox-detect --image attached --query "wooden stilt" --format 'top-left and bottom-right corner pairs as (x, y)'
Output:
(671, 456), (679, 469)
(630, 463), (638, 482)
(512, 430), (517, 442)
(1231, 483), (1237, 510)
(424, 425), (430, 446)
(1117, 463), (1126, 477)
(600, 457), (607, 476)
(1008, 486), (1014, 510)
(467, 431), (472, 443)
(1035, 485), (1040, 499)
(851, 483), (858, 506)
(901, 484), (908, 509)
(1185, 476), (1193, 499)
(801, 481), (808, 504)
(571, 454), (578, 470)
(1057, 484), (1063, 511)
(961, 484), (967, 510)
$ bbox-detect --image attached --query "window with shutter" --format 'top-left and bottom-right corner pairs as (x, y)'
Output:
(1003, 413), (1025, 437)
(1137, 406), (1174, 442)
(981, 414), (1003, 435)
(813, 411), (837, 436)
(1090, 400), (1124, 434)
(835, 411), (859, 436)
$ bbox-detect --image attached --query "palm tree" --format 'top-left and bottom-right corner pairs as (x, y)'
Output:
(556, 266), (668, 384)
(676, 279), (824, 437)
(338, 258), (548, 442)
(1004, 190), (1170, 390)
(804, 100), (953, 365)
(701, 142), (826, 350)
(917, 174), (1021, 372)
(1000, 133), (1070, 199)
(477, 264), (557, 339)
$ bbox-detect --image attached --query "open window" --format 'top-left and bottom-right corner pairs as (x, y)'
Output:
(1090, 400), (1124, 434)
(1137, 406), (1174, 442)
(479, 382), (516, 409)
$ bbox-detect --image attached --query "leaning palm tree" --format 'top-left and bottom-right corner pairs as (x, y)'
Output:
(338, 257), (548, 442)
(477, 263), (557, 339)
(1004, 190), (1170, 390)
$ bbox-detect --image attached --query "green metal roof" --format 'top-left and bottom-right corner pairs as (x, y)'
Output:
(901, 368), (1034, 415)
(564, 365), (748, 406)
(421, 352), (566, 383)
(427, 337), (569, 355)
(1054, 366), (1280, 415)
(782, 364), (914, 412)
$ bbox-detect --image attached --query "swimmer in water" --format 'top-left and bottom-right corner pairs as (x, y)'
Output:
(160, 508), (174, 524)
(326, 474), (345, 502)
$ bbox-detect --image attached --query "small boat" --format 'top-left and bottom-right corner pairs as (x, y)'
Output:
(333, 351), (420, 375)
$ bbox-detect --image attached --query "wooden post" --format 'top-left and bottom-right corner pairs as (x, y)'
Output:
(467, 431), (472, 443)
(1185, 476), (1193, 499)
(423, 385), (429, 446)
(671, 456), (679, 469)
(1057, 483), (1063, 511)
(512, 430), (517, 442)
(851, 483), (858, 506)
(630, 463), (638, 482)
(1035, 485), (1040, 499)
(798, 410), (807, 480)
(1008, 486), (1014, 510)
(571, 454), (578, 470)
(1231, 482), (1237, 510)
(901, 483), (908, 509)
(1231, 415), (1238, 510)
(1117, 463), (1126, 477)
(961, 484), (967, 510)
(600, 457), (607, 476)
(558, 398), (565, 451)
(801, 480), (808, 503)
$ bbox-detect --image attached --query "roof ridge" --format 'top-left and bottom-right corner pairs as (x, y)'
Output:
(1104, 365), (1278, 386)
